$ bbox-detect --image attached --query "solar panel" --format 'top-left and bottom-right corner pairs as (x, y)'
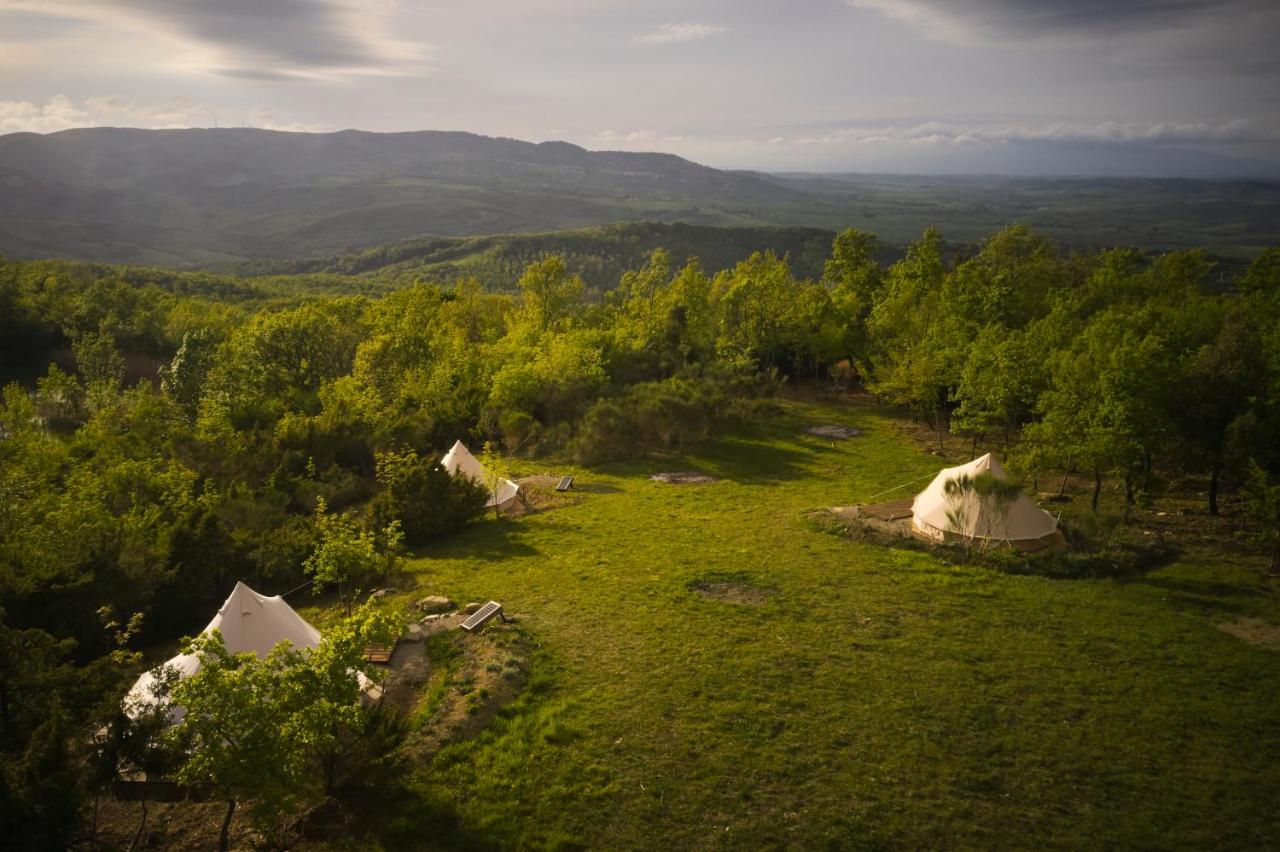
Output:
(556, 475), (575, 492)
(460, 600), (503, 632)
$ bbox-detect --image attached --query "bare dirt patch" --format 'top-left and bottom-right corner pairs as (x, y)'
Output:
(805, 424), (861, 439)
(650, 471), (719, 484)
(1218, 617), (1280, 650)
(380, 638), (432, 708)
(514, 473), (583, 514)
(96, 797), (261, 851)
(690, 582), (773, 604)
(402, 620), (531, 759)
(687, 572), (776, 605)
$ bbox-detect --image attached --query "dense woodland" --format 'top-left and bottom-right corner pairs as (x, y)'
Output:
(2, 225), (1279, 846)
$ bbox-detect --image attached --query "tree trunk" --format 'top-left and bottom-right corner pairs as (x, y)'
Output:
(220, 800), (236, 852)
(1123, 475), (1133, 522)
(971, 432), (978, 457)
(129, 801), (148, 852)
(1058, 456), (1073, 497)
(324, 746), (338, 794)
(1208, 459), (1221, 517)
(1091, 467), (1102, 513)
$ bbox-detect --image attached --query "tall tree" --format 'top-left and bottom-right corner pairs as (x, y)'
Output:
(168, 605), (396, 850)
(514, 254), (585, 336)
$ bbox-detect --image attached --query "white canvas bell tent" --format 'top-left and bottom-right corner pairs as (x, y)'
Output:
(911, 453), (1062, 551)
(441, 440), (519, 509)
(124, 581), (375, 722)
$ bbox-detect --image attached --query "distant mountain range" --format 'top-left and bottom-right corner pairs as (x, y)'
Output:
(1, 127), (1277, 265)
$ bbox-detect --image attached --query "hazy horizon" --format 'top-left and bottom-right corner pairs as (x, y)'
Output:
(8, 123), (1280, 182)
(3, 1), (1279, 179)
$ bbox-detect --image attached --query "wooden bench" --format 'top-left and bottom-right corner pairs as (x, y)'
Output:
(362, 643), (393, 663)
(556, 475), (574, 492)
(460, 600), (507, 632)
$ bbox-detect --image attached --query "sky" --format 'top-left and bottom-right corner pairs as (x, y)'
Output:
(1, 0), (1278, 176)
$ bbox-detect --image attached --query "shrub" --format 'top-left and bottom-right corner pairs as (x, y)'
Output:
(569, 365), (774, 465)
(370, 448), (488, 546)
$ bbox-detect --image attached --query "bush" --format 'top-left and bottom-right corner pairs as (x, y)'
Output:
(370, 449), (488, 546)
(569, 364), (774, 465)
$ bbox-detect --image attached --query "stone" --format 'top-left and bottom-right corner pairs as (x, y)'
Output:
(464, 601), (482, 615)
(370, 588), (393, 598)
(416, 595), (454, 614)
(405, 623), (423, 642)
(421, 614), (443, 623)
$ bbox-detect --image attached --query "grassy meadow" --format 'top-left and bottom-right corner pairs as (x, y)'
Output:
(311, 396), (1280, 850)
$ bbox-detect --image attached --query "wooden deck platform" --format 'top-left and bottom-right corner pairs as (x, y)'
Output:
(858, 498), (914, 522)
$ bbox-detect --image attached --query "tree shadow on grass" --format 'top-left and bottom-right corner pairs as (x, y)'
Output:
(996, 542), (1182, 581)
(1117, 574), (1259, 619)
(415, 517), (542, 563)
(313, 783), (503, 852)
(573, 482), (622, 494)
(676, 432), (829, 486)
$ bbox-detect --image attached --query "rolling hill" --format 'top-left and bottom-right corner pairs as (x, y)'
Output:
(0, 127), (815, 266)
(235, 222), (845, 291)
(1, 127), (1277, 265)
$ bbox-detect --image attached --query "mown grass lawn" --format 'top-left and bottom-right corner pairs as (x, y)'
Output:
(342, 397), (1280, 850)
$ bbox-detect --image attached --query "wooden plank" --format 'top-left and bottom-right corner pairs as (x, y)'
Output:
(362, 643), (393, 663)
(461, 600), (503, 632)
(860, 498), (915, 522)
(556, 475), (575, 492)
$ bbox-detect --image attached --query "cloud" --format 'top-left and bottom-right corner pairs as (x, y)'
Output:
(797, 119), (1262, 146)
(639, 23), (726, 44)
(845, 0), (1276, 46)
(0, 0), (430, 79)
(0, 95), (324, 134)
(595, 129), (658, 143)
